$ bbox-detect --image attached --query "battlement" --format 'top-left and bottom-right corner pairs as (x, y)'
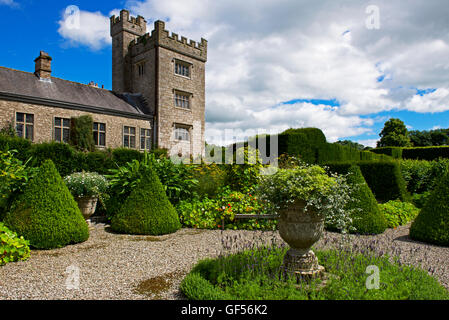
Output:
(129, 20), (207, 62)
(110, 9), (147, 37)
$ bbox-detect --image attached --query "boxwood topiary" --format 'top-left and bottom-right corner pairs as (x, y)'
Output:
(3, 160), (89, 249)
(111, 165), (181, 235)
(345, 165), (388, 235)
(410, 172), (449, 246)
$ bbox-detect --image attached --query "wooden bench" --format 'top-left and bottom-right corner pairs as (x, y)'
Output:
(221, 214), (279, 230)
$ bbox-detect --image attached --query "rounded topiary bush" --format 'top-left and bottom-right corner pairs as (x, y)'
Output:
(346, 165), (387, 235)
(3, 160), (89, 249)
(110, 165), (181, 235)
(410, 172), (449, 246)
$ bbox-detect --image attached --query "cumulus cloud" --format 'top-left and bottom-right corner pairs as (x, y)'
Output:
(57, 8), (111, 50)
(56, 0), (449, 143)
(0, 0), (18, 7)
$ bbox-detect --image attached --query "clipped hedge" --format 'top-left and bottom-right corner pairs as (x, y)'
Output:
(371, 147), (403, 159)
(372, 146), (449, 161)
(410, 172), (449, 246)
(325, 161), (410, 203)
(344, 165), (387, 234)
(3, 160), (89, 249)
(403, 146), (449, 161)
(0, 134), (155, 176)
(0, 222), (30, 266)
(0, 134), (32, 161)
(111, 165), (181, 235)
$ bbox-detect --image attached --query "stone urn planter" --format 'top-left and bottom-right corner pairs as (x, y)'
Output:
(75, 196), (98, 221)
(279, 199), (325, 280)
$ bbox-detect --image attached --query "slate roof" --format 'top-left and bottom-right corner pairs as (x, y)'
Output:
(0, 66), (153, 119)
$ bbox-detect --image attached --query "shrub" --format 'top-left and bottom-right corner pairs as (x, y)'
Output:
(152, 157), (198, 205)
(151, 148), (169, 159)
(371, 147), (403, 159)
(111, 148), (144, 167)
(325, 161), (410, 203)
(27, 142), (83, 177)
(225, 147), (263, 192)
(190, 163), (227, 199)
(379, 200), (420, 228)
(3, 160), (89, 249)
(110, 164), (181, 235)
(411, 192), (431, 209)
(0, 134), (32, 161)
(402, 146), (449, 161)
(400, 159), (449, 195)
(0, 222), (30, 266)
(0, 149), (37, 218)
(84, 150), (115, 174)
(177, 189), (276, 230)
(343, 165), (387, 235)
(69, 115), (95, 152)
(410, 172), (449, 246)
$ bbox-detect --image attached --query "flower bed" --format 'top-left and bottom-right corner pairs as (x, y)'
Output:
(181, 245), (449, 300)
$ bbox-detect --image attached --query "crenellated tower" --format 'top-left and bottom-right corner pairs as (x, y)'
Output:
(110, 10), (207, 157)
(110, 10), (147, 93)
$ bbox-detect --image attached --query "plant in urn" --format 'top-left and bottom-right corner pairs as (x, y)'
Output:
(258, 162), (354, 280)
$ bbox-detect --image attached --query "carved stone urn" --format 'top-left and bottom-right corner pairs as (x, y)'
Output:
(279, 199), (325, 280)
(75, 196), (98, 221)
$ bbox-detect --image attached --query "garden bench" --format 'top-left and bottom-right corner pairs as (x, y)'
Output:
(221, 214), (279, 230)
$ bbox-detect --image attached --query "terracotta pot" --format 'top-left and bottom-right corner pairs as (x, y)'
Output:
(76, 196), (98, 220)
(279, 199), (325, 278)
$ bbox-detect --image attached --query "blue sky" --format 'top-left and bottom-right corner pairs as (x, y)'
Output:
(0, 0), (116, 88)
(1, 0), (449, 147)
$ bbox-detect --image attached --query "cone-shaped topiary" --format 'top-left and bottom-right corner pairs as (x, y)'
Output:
(3, 160), (89, 249)
(410, 172), (449, 246)
(346, 165), (388, 234)
(111, 165), (181, 235)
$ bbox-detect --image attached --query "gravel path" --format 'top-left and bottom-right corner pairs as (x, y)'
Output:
(0, 223), (448, 299)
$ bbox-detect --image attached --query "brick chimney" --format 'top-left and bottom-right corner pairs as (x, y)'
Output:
(34, 51), (52, 80)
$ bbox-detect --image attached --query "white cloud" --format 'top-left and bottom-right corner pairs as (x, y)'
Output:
(57, 9), (111, 50)
(56, 0), (449, 143)
(405, 88), (449, 113)
(0, 0), (18, 7)
(356, 139), (379, 148)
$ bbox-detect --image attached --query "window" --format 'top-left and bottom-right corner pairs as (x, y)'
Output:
(174, 126), (190, 142)
(123, 126), (136, 148)
(137, 62), (145, 76)
(140, 128), (151, 151)
(93, 122), (106, 147)
(175, 61), (190, 78)
(54, 117), (70, 143)
(174, 91), (190, 109)
(16, 112), (34, 141)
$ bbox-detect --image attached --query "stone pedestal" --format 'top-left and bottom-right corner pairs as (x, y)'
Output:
(279, 200), (325, 282)
(283, 249), (325, 281)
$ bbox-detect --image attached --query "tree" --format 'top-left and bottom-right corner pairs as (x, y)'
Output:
(377, 118), (412, 148)
(409, 129), (449, 147)
(335, 140), (366, 150)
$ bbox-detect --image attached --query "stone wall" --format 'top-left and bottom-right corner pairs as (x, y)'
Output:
(156, 46), (206, 157)
(0, 100), (152, 150)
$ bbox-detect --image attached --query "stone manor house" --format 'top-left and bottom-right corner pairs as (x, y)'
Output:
(0, 9), (207, 157)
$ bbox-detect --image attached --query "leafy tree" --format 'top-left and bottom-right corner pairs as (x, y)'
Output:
(409, 128), (449, 147)
(377, 118), (412, 148)
(335, 140), (366, 150)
